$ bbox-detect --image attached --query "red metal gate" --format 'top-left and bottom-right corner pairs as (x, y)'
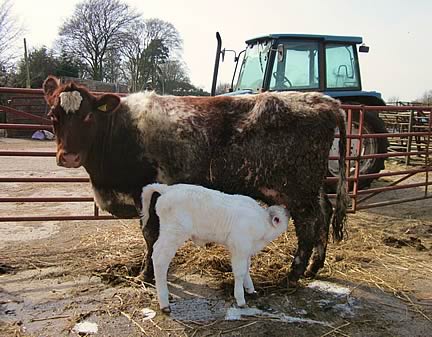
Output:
(1, 87), (431, 222)
(338, 104), (432, 211)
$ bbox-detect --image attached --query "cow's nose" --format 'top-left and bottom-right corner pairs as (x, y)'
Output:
(59, 151), (81, 168)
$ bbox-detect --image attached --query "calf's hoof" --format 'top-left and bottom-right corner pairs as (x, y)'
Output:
(245, 290), (258, 299)
(161, 306), (171, 314)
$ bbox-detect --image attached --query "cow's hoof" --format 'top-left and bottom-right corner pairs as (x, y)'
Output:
(237, 303), (248, 308)
(287, 279), (299, 288)
(142, 271), (155, 284)
(161, 306), (171, 314)
(304, 269), (317, 279)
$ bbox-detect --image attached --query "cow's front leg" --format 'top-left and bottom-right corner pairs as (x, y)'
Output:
(305, 192), (333, 278)
(141, 192), (160, 282)
(288, 206), (319, 287)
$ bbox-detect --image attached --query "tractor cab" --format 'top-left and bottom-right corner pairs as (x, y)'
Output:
(212, 33), (383, 105)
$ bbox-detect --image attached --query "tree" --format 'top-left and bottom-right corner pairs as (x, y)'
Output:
(0, 0), (21, 85)
(56, 51), (82, 79)
(104, 49), (124, 84)
(58, 0), (139, 81)
(122, 18), (182, 91)
(158, 60), (189, 94)
(417, 90), (432, 105)
(386, 96), (400, 104)
(16, 47), (57, 88)
(215, 82), (231, 95)
(157, 60), (209, 96)
(15, 47), (81, 88)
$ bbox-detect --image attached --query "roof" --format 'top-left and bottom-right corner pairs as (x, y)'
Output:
(246, 34), (363, 44)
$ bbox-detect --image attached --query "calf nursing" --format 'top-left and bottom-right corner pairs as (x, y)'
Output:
(141, 183), (290, 313)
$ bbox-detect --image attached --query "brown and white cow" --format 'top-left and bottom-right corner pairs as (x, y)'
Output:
(42, 76), (348, 286)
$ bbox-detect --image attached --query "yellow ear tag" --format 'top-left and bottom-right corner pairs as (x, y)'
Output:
(97, 104), (108, 112)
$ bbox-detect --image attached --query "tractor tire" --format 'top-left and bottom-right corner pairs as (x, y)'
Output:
(327, 110), (388, 191)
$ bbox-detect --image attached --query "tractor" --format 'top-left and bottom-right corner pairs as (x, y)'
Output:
(211, 33), (388, 189)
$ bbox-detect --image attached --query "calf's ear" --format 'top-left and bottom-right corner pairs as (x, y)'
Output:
(43, 76), (60, 105)
(271, 216), (280, 227)
(95, 94), (121, 114)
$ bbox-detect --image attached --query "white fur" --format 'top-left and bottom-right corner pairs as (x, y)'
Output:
(140, 183), (290, 312)
(59, 91), (83, 114)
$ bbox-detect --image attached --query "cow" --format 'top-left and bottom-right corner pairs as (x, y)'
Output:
(140, 183), (290, 312)
(42, 76), (348, 287)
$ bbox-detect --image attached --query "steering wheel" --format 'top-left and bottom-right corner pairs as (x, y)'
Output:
(272, 72), (292, 88)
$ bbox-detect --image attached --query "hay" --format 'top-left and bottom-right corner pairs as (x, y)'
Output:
(1, 213), (431, 323)
(70, 217), (430, 305)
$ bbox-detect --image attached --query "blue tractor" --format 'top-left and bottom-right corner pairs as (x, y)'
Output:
(211, 33), (388, 189)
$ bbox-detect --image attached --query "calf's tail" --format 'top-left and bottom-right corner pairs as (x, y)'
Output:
(140, 183), (169, 226)
(332, 109), (349, 242)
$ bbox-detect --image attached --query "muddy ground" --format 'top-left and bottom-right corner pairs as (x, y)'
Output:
(0, 138), (431, 337)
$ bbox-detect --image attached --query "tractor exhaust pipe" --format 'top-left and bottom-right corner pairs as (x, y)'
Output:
(211, 32), (222, 96)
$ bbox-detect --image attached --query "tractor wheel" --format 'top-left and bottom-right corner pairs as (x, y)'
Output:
(327, 111), (388, 191)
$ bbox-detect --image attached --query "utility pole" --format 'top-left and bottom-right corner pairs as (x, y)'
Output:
(23, 38), (31, 88)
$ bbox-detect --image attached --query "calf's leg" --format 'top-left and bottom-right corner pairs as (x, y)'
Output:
(231, 253), (250, 307)
(152, 230), (188, 313)
(243, 256), (256, 295)
(141, 192), (160, 282)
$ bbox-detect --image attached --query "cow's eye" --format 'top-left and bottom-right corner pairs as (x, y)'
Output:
(83, 113), (93, 123)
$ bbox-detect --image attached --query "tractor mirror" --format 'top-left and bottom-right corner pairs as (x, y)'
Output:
(277, 44), (284, 62)
(359, 44), (369, 53)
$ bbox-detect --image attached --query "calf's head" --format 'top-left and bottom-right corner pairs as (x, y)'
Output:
(43, 76), (121, 168)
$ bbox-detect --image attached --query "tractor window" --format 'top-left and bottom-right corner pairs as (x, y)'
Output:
(269, 41), (319, 91)
(235, 42), (270, 92)
(326, 44), (360, 89)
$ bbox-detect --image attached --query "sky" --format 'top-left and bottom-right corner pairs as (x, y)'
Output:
(11, 0), (432, 101)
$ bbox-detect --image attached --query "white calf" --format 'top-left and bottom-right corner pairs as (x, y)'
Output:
(141, 183), (290, 313)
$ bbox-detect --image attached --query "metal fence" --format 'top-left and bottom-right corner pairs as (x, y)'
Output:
(1, 87), (432, 221)
(333, 104), (432, 212)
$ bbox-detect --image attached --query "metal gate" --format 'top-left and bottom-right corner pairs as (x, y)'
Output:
(1, 86), (431, 222)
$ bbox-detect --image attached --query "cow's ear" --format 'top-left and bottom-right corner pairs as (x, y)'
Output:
(95, 94), (121, 114)
(43, 76), (60, 105)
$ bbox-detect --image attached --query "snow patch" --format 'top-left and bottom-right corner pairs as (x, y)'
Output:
(72, 321), (98, 334)
(225, 307), (329, 326)
(141, 308), (156, 321)
(307, 280), (351, 298)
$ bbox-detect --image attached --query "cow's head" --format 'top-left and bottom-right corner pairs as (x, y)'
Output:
(43, 76), (121, 168)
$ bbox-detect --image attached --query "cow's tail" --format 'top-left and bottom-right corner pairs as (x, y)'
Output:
(332, 109), (349, 242)
(140, 183), (169, 226)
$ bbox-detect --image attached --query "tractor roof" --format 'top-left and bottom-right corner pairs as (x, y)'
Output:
(246, 33), (363, 44)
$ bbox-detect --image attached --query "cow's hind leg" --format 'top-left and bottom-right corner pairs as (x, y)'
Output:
(141, 192), (160, 282)
(288, 202), (320, 287)
(305, 191), (333, 278)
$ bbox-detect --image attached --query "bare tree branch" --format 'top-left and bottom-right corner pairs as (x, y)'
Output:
(122, 18), (182, 91)
(58, 0), (140, 81)
(0, 0), (22, 68)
